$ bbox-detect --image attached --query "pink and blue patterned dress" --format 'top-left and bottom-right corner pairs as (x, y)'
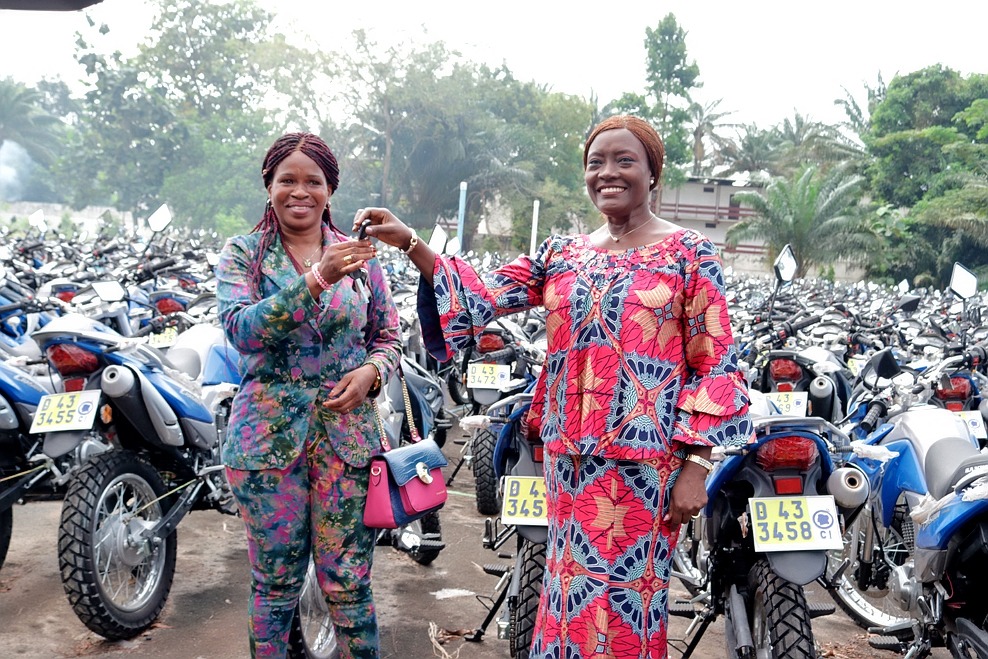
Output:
(420, 229), (752, 658)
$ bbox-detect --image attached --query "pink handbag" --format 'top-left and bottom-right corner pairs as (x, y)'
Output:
(363, 374), (448, 529)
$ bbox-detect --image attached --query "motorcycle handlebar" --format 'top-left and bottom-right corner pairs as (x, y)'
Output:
(859, 400), (887, 434)
(472, 346), (516, 363)
(17, 240), (44, 253)
(788, 314), (822, 332)
(135, 257), (179, 282)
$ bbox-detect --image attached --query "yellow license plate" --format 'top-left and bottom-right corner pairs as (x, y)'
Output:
(149, 326), (178, 347)
(29, 390), (101, 433)
(467, 363), (511, 390)
(763, 391), (808, 416)
(500, 476), (547, 526)
(749, 495), (843, 552)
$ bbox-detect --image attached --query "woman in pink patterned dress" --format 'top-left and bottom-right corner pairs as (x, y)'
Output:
(356, 115), (752, 658)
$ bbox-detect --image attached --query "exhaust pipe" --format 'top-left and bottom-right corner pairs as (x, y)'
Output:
(828, 466), (870, 508)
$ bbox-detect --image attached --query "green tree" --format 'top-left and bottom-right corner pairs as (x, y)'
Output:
(725, 165), (868, 276)
(687, 99), (735, 176)
(718, 124), (781, 179)
(0, 78), (61, 167)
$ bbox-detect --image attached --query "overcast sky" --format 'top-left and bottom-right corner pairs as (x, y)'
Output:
(0, 0), (984, 129)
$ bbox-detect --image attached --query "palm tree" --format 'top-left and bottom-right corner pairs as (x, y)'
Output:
(718, 124), (781, 178)
(687, 99), (737, 176)
(725, 164), (870, 277)
(0, 78), (61, 167)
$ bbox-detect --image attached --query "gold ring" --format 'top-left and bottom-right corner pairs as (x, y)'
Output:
(343, 254), (353, 264)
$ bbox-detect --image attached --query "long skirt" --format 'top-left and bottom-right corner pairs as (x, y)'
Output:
(530, 451), (680, 659)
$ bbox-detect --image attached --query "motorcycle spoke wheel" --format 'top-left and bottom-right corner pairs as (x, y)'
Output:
(292, 557), (339, 659)
(401, 510), (443, 566)
(672, 521), (707, 597)
(825, 509), (915, 632)
(58, 451), (176, 640)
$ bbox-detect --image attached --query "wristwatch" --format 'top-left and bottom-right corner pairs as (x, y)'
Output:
(685, 453), (715, 473)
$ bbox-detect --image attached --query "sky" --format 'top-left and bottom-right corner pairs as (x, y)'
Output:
(0, 0), (985, 129)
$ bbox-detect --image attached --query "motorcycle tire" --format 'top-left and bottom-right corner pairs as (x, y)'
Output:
(0, 505), (11, 571)
(509, 539), (545, 659)
(825, 503), (915, 632)
(288, 557), (340, 659)
(405, 510), (443, 566)
(472, 427), (501, 516)
(57, 450), (177, 640)
(445, 360), (470, 406)
(748, 560), (816, 658)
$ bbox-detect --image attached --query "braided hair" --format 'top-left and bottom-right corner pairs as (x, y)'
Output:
(583, 115), (665, 189)
(246, 132), (341, 301)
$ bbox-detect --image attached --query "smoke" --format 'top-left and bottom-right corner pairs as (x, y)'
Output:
(0, 141), (31, 202)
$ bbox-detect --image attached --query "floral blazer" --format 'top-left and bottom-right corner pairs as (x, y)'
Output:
(216, 224), (402, 470)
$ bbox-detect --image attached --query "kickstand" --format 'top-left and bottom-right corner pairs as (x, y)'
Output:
(463, 572), (511, 643)
(445, 439), (471, 487)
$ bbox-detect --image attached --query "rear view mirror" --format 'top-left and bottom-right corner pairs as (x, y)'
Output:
(91, 280), (127, 303)
(429, 225), (448, 254)
(896, 294), (921, 314)
(773, 244), (797, 284)
(29, 209), (48, 233)
(146, 204), (173, 233)
(949, 262), (978, 300)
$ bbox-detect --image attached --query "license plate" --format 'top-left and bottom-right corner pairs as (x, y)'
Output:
(467, 363), (511, 390)
(749, 495), (843, 552)
(500, 476), (547, 526)
(149, 326), (178, 347)
(763, 391), (808, 416)
(956, 410), (988, 440)
(29, 390), (101, 433)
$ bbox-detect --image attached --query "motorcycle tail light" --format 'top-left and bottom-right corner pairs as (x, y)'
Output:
(154, 297), (186, 314)
(935, 376), (971, 401)
(776, 382), (795, 393)
(477, 333), (505, 353)
(63, 377), (87, 392)
(46, 344), (99, 377)
(55, 290), (77, 302)
(756, 436), (819, 471)
(773, 475), (804, 495)
(769, 358), (802, 382)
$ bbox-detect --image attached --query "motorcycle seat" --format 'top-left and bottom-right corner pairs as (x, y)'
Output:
(925, 437), (988, 499)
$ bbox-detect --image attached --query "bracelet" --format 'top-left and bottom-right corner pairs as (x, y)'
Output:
(310, 263), (332, 291)
(365, 361), (383, 395)
(403, 230), (419, 254)
(684, 453), (715, 473)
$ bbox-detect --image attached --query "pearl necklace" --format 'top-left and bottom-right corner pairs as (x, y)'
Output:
(284, 241), (322, 268)
(606, 214), (657, 242)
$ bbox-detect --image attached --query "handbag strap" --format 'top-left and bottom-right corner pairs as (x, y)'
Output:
(371, 365), (421, 452)
(398, 368), (422, 444)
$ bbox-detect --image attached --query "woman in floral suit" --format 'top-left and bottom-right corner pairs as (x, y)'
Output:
(216, 132), (401, 659)
(356, 115), (752, 658)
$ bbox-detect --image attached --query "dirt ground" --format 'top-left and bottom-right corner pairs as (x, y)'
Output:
(0, 424), (939, 659)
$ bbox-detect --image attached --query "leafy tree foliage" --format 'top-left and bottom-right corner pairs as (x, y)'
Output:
(726, 165), (868, 277)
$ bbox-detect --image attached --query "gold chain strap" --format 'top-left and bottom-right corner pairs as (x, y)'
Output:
(399, 372), (421, 443)
(372, 399), (391, 452)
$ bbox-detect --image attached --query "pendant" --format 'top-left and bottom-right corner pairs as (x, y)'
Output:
(303, 258), (313, 267)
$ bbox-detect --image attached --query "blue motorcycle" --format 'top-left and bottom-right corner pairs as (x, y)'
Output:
(29, 280), (243, 641)
(825, 347), (988, 657)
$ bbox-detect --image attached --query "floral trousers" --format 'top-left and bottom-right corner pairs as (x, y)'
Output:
(227, 426), (379, 659)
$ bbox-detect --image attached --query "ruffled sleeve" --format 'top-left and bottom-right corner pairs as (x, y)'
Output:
(672, 238), (753, 448)
(418, 238), (556, 362)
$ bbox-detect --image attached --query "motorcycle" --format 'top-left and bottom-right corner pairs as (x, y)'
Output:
(29, 280), (243, 640)
(460, 387), (546, 658)
(824, 344), (988, 657)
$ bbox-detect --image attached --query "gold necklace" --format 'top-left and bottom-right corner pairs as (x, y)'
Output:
(606, 214), (657, 242)
(284, 241), (322, 267)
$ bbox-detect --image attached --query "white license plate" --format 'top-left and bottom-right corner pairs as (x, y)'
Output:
(500, 476), (547, 526)
(749, 495), (843, 552)
(956, 410), (988, 440)
(29, 390), (101, 433)
(467, 363), (511, 390)
(763, 391), (808, 416)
